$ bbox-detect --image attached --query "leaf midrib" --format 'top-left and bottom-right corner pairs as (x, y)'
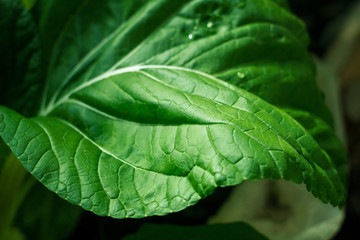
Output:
(43, 0), (190, 114)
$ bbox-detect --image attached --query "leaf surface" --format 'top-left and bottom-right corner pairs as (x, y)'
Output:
(283, 109), (347, 185)
(0, 0), (347, 218)
(0, 66), (345, 218)
(32, 0), (331, 123)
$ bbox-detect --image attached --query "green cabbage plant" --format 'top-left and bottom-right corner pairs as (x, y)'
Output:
(0, 0), (347, 239)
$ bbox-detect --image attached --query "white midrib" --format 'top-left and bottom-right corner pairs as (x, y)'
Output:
(39, 65), (226, 116)
(41, 0), (165, 115)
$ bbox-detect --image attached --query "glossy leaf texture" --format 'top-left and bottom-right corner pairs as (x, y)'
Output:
(0, 0), (346, 219)
(33, 0), (331, 124)
(123, 222), (269, 240)
(0, 66), (345, 218)
(283, 109), (347, 185)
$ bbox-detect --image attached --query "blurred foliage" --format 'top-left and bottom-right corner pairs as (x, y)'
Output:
(289, 0), (356, 56)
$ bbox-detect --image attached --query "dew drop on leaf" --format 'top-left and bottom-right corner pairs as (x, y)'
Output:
(207, 21), (214, 28)
(237, 72), (246, 79)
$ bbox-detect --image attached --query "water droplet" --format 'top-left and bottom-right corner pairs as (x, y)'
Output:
(188, 34), (193, 39)
(237, 72), (246, 79)
(206, 21), (214, 28)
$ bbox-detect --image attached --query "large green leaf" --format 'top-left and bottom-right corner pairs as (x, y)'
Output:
(0, 0), (346, 219)
(283, 108), (347, 185)
(0, 66), (345, 218)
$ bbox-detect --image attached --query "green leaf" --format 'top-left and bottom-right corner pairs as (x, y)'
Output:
(284, 109), (347, 185)
(32, 0), (187, 113)
(269, 0), (290, 9)
(216, 61), (333, 125)
(0, 66), (345, 218)
(32, 0), (322, 119)
(0, 0), (347, 220)
(123, 222), (269, 240)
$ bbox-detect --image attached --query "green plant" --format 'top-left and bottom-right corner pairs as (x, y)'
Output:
(0, 0), (347, 239)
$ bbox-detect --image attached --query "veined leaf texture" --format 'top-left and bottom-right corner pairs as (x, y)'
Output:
(0, 0), (346, 218)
